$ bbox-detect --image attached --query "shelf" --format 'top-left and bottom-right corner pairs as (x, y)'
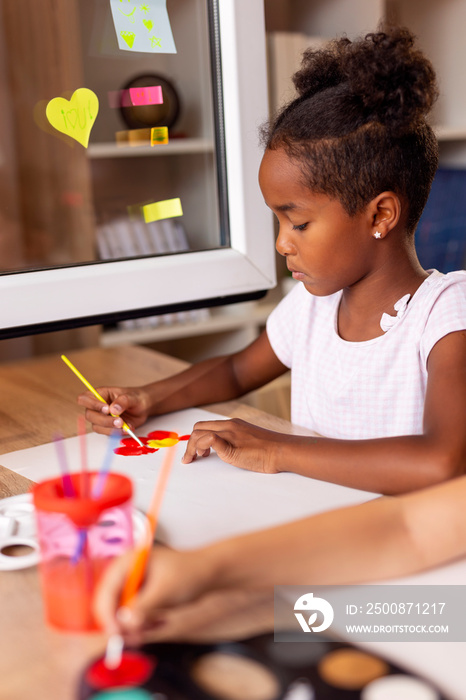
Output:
(433, 126), (466, 142)
(88, 138), (215, 159)
(87, 129), (466, 158)
(100, 300), (276, 347)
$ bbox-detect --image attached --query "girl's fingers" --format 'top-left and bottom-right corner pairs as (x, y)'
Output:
(191, 419), (232, 432)
(93, 424), (121, 437)
(77, 388), (128, 416)
(182, 431), (231, 463)
(84, 407), (118, 430)
(77, 391), (107, 412)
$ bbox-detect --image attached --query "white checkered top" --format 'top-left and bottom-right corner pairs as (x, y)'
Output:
(266, 270), (466, 438)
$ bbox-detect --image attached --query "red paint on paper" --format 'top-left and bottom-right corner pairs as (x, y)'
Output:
(114, 430), (190, 457)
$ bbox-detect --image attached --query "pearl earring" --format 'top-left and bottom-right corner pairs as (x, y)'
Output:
(374, 231), (382, 239)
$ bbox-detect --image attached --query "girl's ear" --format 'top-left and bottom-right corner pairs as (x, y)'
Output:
(369, 192), (402, 239)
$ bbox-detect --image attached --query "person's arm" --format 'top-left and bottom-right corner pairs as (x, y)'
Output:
(182, 330), (466, 494)
(78, 331), (288, 435)
(93, 475), (466, 643)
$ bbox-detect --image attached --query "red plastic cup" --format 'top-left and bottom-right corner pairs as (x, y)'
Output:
(32, 472), (133, 632)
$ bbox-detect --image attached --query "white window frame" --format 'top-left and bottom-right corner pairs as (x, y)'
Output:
(0, 0), (275, 335)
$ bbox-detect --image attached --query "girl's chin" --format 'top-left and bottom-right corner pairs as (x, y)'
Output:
(301, 279), (338, 297)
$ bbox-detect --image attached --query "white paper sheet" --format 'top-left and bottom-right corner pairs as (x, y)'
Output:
(0, 408), (377, 549)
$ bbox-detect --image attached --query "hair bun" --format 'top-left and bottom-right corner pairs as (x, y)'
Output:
(294, 27), (438, 132)
(293, 41), (348, 98)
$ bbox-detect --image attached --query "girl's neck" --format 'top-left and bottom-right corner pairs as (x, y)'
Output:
(337, 247), (429, 342)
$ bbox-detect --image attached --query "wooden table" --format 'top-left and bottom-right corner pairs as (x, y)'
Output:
(0, 345), (310, 700)
(3, 346), (466, 700)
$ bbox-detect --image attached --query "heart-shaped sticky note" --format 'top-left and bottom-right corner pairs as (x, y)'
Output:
(46, 88), (99, 148)
(143, 19), (153, 31)
(120, 31), (135, 48)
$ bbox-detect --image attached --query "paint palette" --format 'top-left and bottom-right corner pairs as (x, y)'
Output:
(78, 633), (448, 700)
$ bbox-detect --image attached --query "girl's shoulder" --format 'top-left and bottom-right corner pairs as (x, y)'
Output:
(429, 269), (466, 283)
(419, 269), (466, 303)
(407, 269), (466, 327)
(386, 270), (465, 345)
(416, 270), (466, 364)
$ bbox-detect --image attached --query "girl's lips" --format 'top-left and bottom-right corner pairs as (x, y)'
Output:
(291, 270), (306, 280)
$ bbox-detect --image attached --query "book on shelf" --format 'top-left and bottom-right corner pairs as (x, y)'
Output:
(267, 32), (329, 113)
(96, 216), (210, 331)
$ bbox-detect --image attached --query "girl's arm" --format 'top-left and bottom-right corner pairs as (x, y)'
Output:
(93, 475), (466, 642)
(78, 331), (288, 435)
(183, 330), (466, 494)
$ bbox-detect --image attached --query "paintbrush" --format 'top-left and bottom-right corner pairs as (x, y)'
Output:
(71, 430), (120, 566)
(61, 354), (144, 447)
(53, 433), (75, 497)
(93, 430), (121, 499)
(78, 415), (90, 498)
(104, 444), (177, 669)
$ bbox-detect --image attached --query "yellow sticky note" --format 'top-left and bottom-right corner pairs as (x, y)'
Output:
(46, 88), (99, 148)
(151, 126), (169, 146)
(143, 198), (183, 223)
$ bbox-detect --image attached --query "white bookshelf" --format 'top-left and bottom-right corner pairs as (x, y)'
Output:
(265, 0), (466, 165)
(433, 126), (466, 143)
(101, 299), (276, 348)
(88, 138), (215, 160)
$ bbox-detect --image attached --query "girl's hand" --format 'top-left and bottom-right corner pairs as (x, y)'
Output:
(77, 385), (151, 435)
(181, 418), (286, 474)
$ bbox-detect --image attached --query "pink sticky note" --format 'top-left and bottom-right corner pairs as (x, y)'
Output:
(120, 90), (133, 107)
(129, 86), (163, 106)
(108, 90), (134, 108)
(107, 91), (121, 109)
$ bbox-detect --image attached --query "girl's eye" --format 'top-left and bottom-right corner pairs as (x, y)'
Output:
(292, 223), (308, 231)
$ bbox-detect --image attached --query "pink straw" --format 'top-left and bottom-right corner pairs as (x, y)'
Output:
(78, 415), (90, 498)
(53, 433), (75, 498)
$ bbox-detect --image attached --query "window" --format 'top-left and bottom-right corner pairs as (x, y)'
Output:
(0, 0), (274, 337)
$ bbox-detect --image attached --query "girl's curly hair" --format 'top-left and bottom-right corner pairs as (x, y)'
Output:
(261, 27), (439, 233)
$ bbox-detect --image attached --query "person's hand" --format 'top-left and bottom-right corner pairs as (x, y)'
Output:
(120, 589), (274, 644)
(93, 544), (274, 645)
(181, 418), (288, 474)
(94, 545), (215, 644)
(77, 385), (152, 436)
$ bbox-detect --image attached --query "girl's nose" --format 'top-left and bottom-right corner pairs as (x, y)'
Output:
(276, 227), (296, 257)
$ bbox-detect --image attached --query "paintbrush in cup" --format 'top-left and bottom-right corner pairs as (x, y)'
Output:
(78, 415), (90, 498)
(72, 430), (120, 565)
(53, 433), (75, 498)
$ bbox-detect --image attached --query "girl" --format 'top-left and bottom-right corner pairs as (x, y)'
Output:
(80, 27), (466, 495)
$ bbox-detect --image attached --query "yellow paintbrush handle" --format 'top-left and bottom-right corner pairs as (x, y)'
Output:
(61, 354), (143, 446)
(61, 354), (106, 402)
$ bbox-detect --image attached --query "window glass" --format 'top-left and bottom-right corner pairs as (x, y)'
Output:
(0, 0), (228, 274)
